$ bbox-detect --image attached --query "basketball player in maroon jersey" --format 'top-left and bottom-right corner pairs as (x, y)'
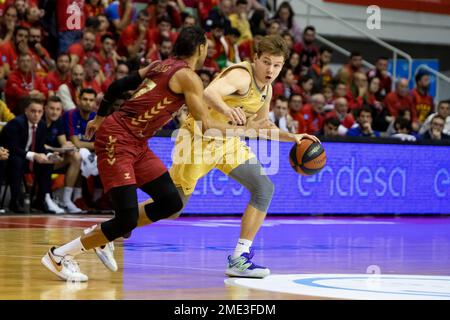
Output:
(41, 26), (263, 281)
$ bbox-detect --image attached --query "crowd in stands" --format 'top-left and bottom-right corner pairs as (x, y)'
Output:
(0, 0), (448, 214)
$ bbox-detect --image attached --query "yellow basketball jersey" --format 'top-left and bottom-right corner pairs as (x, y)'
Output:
(183, 61), (269, 135)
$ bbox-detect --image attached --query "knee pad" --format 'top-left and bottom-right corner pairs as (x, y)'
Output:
(248, 175), (274, 212)
(145, 192), (184, 222)
(101, 207), (139, 241)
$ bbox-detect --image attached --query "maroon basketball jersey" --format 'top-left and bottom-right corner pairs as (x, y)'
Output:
(113, 58), (188, 139)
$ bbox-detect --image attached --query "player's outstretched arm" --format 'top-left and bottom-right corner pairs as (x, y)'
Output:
(203, 68), (251, 126)
(253, 86), (321, 144)
(171, 68), (269, 136)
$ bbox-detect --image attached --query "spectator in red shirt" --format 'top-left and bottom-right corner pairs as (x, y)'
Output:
(13, 0), (27, 23)
(146, 0), (182, 29)
(68, 28), (97, 68)
(57, 0), (85, 55)
(82, 57), (102, 95)
(95, 33), (120, 81)
(207, 20), (227, 69)
(411, 72), (434, 124)
(84, 0), (105, 18)
(0, 6), (18, 47)
(1, 25), (30, 76)
(21, 5), (42, 29)
(148, 37), (173, 63)
(148, 15), (179, 49)
(117, 10), (153, 61)
(326, 97), (355, 135)
(273, 66), (302, 100)
(238, 29), (265, 63)
(44, 53), (71, 97)
(5, 52), (47, 113)
(288, 93), (303, 133)
(28, 26), (55, 78)
(347, 71), (369, 112)
(308, 46), (333, 93)
(295, 26), (319, 76)
(298, 93), (325, 135)
(367, 56), (391, 99)
(101, 61), (129, 93)
(202, 38), (220, 75)
(336, 51), (365, 86)
(384, 78), (419, 131)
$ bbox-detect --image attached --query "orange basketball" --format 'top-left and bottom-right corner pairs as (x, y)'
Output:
(289, 139), (326, 176)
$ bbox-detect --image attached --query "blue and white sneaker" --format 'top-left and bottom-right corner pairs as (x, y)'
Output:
(225, 248), (270, 278)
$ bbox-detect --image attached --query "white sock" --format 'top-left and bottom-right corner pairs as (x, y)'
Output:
(232, 238), (252, 259)
(63, 187), (74, 204)
(73, 188), (82, 201)
(93, 188), (103, 202)
(54, 237), (86, 258)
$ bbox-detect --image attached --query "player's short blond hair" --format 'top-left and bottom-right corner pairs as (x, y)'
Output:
(256, 35), (289, 61)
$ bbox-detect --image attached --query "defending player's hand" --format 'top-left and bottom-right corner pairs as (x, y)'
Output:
(85, 116), (105, 140)
(225, 106), (247, 126)
(295, 133), (321, 144)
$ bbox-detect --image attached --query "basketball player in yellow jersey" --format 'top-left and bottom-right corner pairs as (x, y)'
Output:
(97, 35), (320, 278)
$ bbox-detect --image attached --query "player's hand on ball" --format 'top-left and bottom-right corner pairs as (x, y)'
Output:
(295, 133), (321, 144)
(225, 106), (247, 126)
(86, 116), (105, 140)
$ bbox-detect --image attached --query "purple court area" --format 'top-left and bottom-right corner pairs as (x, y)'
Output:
(122, 216), (450, 294)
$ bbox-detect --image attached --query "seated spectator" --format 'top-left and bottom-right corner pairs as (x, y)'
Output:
(229, 0), (252, 45)
(148, 37), (173, 62)
(411, 72), (434, 125)
(384, 78), (419, 131)
(0, 6), (18, 47)
(249, 8), (267, 36)
(181, 13), (197, 29)
(295, 26), (319, 75)
(322, 85), (335, 110)
(45, 53), (71, 97)
(0, 98), (61, 213)
(367, 56), (391, 99)
(148, 15), (179, 49)
(146, 0), (182, 30)
(94, 33), (121, 81)
(386, 109), (412, 136)
(334, 82), (347, 99)
(68, 28), (97, 68)
(346, 105), (380, 138)
(269, 96), (295, 132)
(287, 51), (301, 81)
(82, 57), (103, 96)
(203, 38), (221, 75)
(336, 51), (365, 86)
(57, 64), (85, 111)
(347, 71), (368, 112)
(5, 52), (47, 114)
(321, 116), (340, 137)
(238, 28), (266, 63)
(298, 75), (314, 103)
(101, 61), (130, 93)
(390, 117), (417, 142)
(44, 96), (82, 213)
(288, 93), (303, 133)
(273, 67), (302, 100)
(326, 97), (354, 135)
(419, 115), (450, 141)
(367, 76), (391, 132)
(281, 32), (294, 56)
(28, 26), (55, 78)
(308, 46), (333, 93)
(207, 20), (228, 70)
(266, 19), (281, 36)
(0, 25), (30, 76)
(272, 1), (302, 42)
(419, 100), (450, 135)
(223, 28), (242, 67)
(298, 93), (325, 135)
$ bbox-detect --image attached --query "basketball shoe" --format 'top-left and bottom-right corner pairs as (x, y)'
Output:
(41, 247), (88, 282)
(94, 242), (118, 272)
(225, 248), (270, 278)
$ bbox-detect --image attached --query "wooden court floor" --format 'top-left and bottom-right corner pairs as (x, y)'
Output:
(1, 214), (449, 300)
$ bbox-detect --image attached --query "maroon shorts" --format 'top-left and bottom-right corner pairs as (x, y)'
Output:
(95, 116), (167, 193)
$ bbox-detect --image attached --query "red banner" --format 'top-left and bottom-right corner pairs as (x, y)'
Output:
(324, 0), (450, 15)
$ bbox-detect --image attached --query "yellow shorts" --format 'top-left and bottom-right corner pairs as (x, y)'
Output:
(170, 131), (255, 195)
